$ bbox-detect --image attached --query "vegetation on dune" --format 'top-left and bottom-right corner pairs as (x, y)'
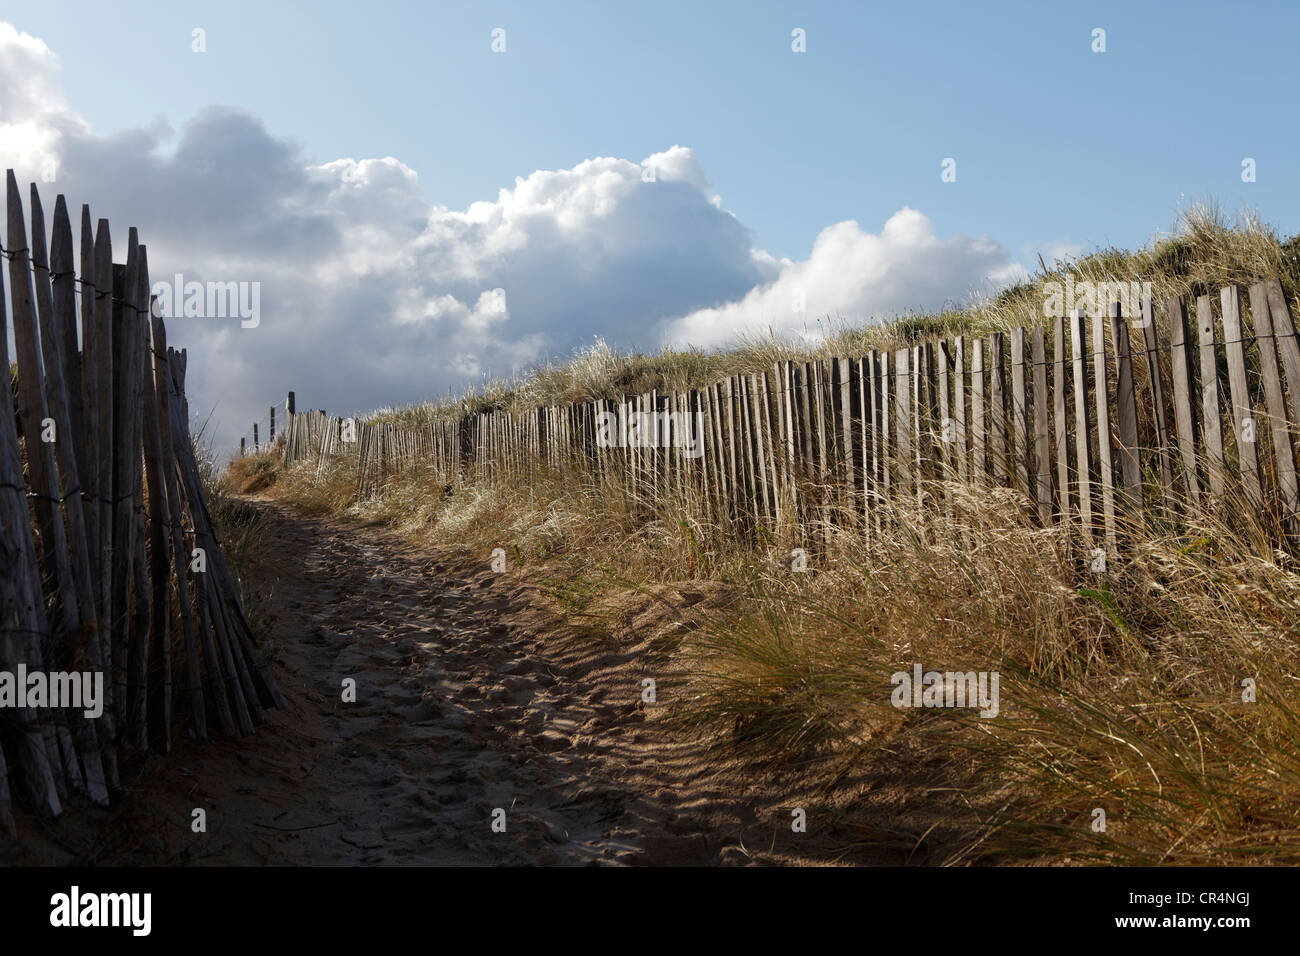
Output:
(195, 428), (275, 647)
(226, 204), (1300, 865)
(361, 202), (1300, 426)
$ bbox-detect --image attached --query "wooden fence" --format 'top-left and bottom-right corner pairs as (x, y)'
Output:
(0, 172), (283, 834)
(282, 278), (1300, 558)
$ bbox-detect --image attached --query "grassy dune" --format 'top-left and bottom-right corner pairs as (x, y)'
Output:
(228, 205), (1300, 864)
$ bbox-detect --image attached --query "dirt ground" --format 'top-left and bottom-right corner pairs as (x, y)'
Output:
(3, 498), (915, 866)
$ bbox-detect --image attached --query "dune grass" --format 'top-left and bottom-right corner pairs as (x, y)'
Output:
(362, 203), (1300, 426)
(226, 204), (1300, 864)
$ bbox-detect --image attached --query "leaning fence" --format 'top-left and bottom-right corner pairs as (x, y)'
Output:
(0, 172), (283, 835)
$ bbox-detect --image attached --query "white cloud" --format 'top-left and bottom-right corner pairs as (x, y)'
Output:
(0, 22), (1026, 451)
(661, 208), (1028, 349)
(0, 23), (85, 176)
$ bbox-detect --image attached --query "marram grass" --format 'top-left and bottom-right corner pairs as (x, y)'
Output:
(224, 206), (1300, 864)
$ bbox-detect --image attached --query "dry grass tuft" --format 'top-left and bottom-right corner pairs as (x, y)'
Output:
(242, 207), (1300, 864)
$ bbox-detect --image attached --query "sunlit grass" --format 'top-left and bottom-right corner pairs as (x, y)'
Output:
(229, 207), (1300, 864)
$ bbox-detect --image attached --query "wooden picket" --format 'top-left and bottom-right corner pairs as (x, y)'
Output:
(276, 279), (1300, 582)
(0, 173), (282, 835)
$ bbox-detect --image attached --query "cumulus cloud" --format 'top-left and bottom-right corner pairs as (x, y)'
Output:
(661, 208), (1028, 349)
(0, 21), (1024, 451)
(0, 22), (80, 173)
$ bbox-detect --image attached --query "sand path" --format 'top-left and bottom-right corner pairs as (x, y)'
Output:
(168, 499), (655, 864)
(12, 497), (876, 866)
(71, 496), (829, 866)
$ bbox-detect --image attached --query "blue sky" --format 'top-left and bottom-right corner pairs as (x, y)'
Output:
(2, 1), (1297, 447)
(13, 0), (1296, 259)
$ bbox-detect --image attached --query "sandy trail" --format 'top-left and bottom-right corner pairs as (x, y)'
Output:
(58, 497), (837, 867)
(157, 499), (650, 865)
(7, 497), (881, 866)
